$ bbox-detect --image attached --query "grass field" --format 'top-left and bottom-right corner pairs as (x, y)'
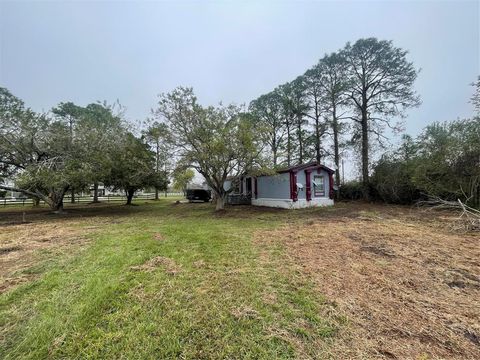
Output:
(0, 199), (479, 359)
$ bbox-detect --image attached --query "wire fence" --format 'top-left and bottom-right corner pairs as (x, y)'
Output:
(0, 192), (184, 207)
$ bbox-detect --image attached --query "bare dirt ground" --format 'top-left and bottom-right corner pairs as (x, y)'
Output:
(256, 203), (480, 359)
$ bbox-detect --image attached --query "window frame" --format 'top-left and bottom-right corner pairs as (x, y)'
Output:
(313, 175), (325, 197)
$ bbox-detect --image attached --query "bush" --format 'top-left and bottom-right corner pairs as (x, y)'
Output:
(370, 156), (421, 204)
(339, 181), (364, 201)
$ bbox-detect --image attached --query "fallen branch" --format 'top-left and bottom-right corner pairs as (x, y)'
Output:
(417, 195), (480, 232)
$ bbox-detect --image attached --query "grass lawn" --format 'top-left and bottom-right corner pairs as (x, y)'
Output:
(0, 199), (341, 359)
(0, 199), (479, 359)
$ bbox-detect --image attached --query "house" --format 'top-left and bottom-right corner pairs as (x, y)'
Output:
(226, 162), (335, 209)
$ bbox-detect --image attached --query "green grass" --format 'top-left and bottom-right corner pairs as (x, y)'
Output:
(0, 200), (341, 359)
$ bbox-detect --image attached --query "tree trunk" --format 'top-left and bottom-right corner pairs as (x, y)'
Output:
(70, 188), (75, 203)
(297, 114), (303, 164)
(93, 182), (99, 203)
(126, 188), (135, 205)
(315, 117), (321, 164)
(32, 197), (40, 207)
(332, 107), (341, 189)
(215, 194), (225, 211)
(314, 94), (321, 164)
(48, 189), (67, 213)
(155, 140), (160, 201)
(54, 198), (64, 213)
(272, 133), (278, 167)
(286, 121), (291, 167)
(361, 109), (370, 200)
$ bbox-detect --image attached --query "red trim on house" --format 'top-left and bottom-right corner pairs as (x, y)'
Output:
(254, 177), (258, 199)
(290, 171), (298, 202)
(305, 169), (312, 201)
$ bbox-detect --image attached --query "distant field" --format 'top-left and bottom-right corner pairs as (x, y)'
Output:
(0, 200), (479, 359)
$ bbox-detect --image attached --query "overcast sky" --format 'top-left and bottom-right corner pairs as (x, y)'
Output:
(1, 0), (478, 141)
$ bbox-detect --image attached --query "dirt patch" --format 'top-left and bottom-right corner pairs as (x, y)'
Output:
(152, 232), (165, 241)
(193, 259), (206, 268)
(360, 244), (396, 258)
(0, 220), (91, 293)
(130, 256), (181, 275)
(231, 306), (260, 320)
(255, 205), (480, 359)
(0, 245), (22, 254)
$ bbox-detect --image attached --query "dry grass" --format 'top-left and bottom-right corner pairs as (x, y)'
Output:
(0, 202), (154, 294)
(130, 255), (181, 275)
(0, 221), (90, 293)
(255, 204), (480, 359)
(2, 201), (479, 359)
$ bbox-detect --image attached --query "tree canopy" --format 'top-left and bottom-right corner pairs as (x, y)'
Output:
(0, 88), (163, 209)
(153, 87), (263, 210)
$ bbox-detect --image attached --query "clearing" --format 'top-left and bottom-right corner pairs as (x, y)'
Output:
(0, 200), (479, 359)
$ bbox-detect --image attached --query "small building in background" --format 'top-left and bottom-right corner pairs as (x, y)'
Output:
(226, 162), (335, 209)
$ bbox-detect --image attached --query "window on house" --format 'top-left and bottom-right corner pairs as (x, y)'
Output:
(313, 175), (325, 197)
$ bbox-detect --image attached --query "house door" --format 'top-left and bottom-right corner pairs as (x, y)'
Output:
(246, 177), (252, 195)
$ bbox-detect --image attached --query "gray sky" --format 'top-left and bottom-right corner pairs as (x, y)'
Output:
(1, 0), (479, 140)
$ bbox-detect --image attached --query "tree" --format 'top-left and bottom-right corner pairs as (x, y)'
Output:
(316, 52), (350, 188)
(75, 102), (125, 203)
(341, 38), (420, 199)
(413, 119), (480, 207)
(143, 121), (173, 199)
(471, 76), (480, 115)
(370, 119), (480, 208)
(172, 168), (195, 195)
(153, 87), (262, 211)
(289, 78), (310, 164)
(276, 83), (300, 167)
(371, 135), (420, 204)
(0, 88), (75, 211)
(105, 133), (166, 205)
(51, 101), (84, 203)
(249, 91), (285, 167)
(301, 67), (328, 164)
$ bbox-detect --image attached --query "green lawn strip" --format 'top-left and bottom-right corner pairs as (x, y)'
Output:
(1, 201), (340, 359)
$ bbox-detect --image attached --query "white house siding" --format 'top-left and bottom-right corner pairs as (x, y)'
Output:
(252, 197), (333, 209)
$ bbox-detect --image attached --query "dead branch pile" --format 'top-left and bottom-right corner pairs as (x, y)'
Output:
(418, 196), (480, 232)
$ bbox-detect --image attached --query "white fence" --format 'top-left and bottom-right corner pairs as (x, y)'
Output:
(1, 192), (184, 207)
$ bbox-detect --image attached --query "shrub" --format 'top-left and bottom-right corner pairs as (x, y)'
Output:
(339, 181), (364, 201)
